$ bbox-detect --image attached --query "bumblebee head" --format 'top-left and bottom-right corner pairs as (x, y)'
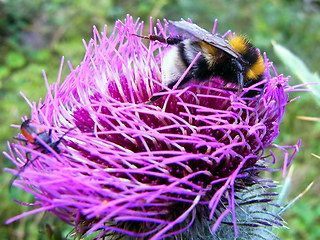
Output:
(228, 35), (265, 82)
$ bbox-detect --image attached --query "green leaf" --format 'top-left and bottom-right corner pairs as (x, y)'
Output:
(0, 66), (10, 80)
(272, 41), (320, 106)
(5, 51), (27, 69)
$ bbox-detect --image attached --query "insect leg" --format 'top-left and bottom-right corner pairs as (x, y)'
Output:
(13, 137), (28, 142)
(132, 34), (182, 45)
(9, 153), (38, 191)
(47, 126), (77, 153)
(237, 71), (244, 95)
(231, 58), (244, 95)
(146, 89), (168, 104)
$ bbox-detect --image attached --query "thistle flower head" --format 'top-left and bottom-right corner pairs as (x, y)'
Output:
(4, 16), (301, 239)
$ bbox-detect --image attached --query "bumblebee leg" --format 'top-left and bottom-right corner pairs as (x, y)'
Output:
(145, 89), (167, 104)
(231, 59), (244, 95)
(148, 35), (182, 45)
(132, 34), (182, 45)
(132, 34), (167, 43)
(236, 71), (244, 95)
(165, 37), (183, 45)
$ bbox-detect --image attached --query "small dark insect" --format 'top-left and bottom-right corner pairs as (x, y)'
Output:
(134, 20), (265, 103)
(10, 119), (73, 189)
(18, 119), (63, 153)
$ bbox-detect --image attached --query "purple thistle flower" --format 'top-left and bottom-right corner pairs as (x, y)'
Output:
(4, 15), (302, 239)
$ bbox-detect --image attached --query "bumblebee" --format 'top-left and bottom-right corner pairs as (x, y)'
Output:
(135, 20), (265, 102)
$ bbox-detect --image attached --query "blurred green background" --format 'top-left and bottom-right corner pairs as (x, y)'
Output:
(1, 0), (320, 239)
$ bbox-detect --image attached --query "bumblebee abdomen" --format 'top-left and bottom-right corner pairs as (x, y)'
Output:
(161, 46), (189, 88)
(245, 54), (264, 81)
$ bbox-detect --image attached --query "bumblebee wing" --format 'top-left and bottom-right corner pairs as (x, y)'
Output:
(168, 20), (210, 39)
(203, 34), (240, 58)
(168, 20), (240, 59)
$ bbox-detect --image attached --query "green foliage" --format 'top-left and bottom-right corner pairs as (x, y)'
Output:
(5, 52), (27, 69)
(275, 201), (320, 240)
(273, 42), (320, 106)
(1, 0), (320, 239)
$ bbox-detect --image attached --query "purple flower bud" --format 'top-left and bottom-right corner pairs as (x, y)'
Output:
(4, 16), (302, 239)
